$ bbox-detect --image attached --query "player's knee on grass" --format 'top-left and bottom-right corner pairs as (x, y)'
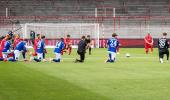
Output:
(34, 58), (41, 62)
(107, 59), (114, 63)
(8, 58), (17, 62)
(108, 53), (116, 63)
(53, 59), (60, 62)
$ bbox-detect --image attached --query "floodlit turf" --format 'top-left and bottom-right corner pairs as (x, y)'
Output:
(0, 48), (170, 100)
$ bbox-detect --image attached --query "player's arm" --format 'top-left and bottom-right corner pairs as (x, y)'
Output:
(144, 38), (150, 44)
(157, 39), (160, 49)
(166, 40), (169, 48)
(43, 42), (47, 53)
(69, 40), (72, 45)
(145, 37), (153, 45)
(89, 40), (93, 46)
(62, 43), (65, 50)
(106, 40), (110, 48)
(116, 41), (120, 51)
(144, 36), (151, 44)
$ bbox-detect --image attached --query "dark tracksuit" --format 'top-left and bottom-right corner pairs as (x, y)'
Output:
(85, 38), (92, 55)
(77, 39), (87, 62)
(30, 32), (35, 45)
(158, 38), (169, 60)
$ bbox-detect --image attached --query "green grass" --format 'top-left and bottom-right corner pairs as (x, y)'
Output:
(0, 48), (170, 100)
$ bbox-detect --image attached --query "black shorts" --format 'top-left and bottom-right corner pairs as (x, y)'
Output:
(159, 49), (169, 58)
(77, 51), (85, 62)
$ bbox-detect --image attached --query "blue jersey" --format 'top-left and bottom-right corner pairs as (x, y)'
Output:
(15, 41), (26, 51)
(54, 41), (65, 53)
(107, 38), (119, 53)
(37, 40), (45, 53)
(2, 40), (11, 52)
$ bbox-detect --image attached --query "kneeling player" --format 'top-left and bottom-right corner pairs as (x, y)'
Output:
(30, 35), (45, 62)
(13, 34), (27, 61)
(42, 35), (47, 62)
(0, 36), (5, 60)
(50, 38), (65, 62)
(106, 33), (119, 63)
(8, 40), (27, 62)
(2, 37), (12, 61)
(158, 32), (169, 63)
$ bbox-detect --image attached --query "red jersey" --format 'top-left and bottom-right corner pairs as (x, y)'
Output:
(13, 38), (21, 48)
(144, 34), (153, 45)
(34, 38), (40, 49)
(64, 38), (71, 45)
(0, 38), (6, 58)
(0, 38), (7, 51)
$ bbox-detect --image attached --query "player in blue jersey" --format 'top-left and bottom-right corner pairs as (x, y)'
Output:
(2, 38), (12, 60)
(8, 40), (27, 62)
(50, 38), (65, 62)
(42, 35), (47, 62)
(106, 33), (119, 63)
(30, 35), (46, 62)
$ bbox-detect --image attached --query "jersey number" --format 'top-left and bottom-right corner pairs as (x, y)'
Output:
(110, 40), (117, 47)
(37, 42), (41, 49)
(56, 42), (61, 48)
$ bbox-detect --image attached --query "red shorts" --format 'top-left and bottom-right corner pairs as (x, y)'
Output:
(8, 52), (14, 58)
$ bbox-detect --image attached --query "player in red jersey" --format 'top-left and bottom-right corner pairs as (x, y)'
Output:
(32, 34), (41, 56)
(144, 33), (154, 54)
(64, 34), (72, 55)
(13, 34), (28, 61)
(13, 34), (21, 48)
(0, 35), (10, 59)
(0, 36), (4, 42)
(0, 36), (5, 58)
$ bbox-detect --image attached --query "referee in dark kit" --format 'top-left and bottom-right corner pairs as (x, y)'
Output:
(158, 32), (169, 63)
(75, 36), (87, 63)
(85, 35), (92, 55)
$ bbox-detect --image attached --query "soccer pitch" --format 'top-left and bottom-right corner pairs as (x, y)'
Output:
(0, 48), (170, 100)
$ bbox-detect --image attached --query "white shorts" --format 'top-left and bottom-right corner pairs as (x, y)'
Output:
(37, 53), (43, 60)
(2, 50), (12, 59)
(14, 50), (21, 60)
(108, 51), (116, 60)
(55, 53), (61, 60)
(2, 53), (8, 59)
